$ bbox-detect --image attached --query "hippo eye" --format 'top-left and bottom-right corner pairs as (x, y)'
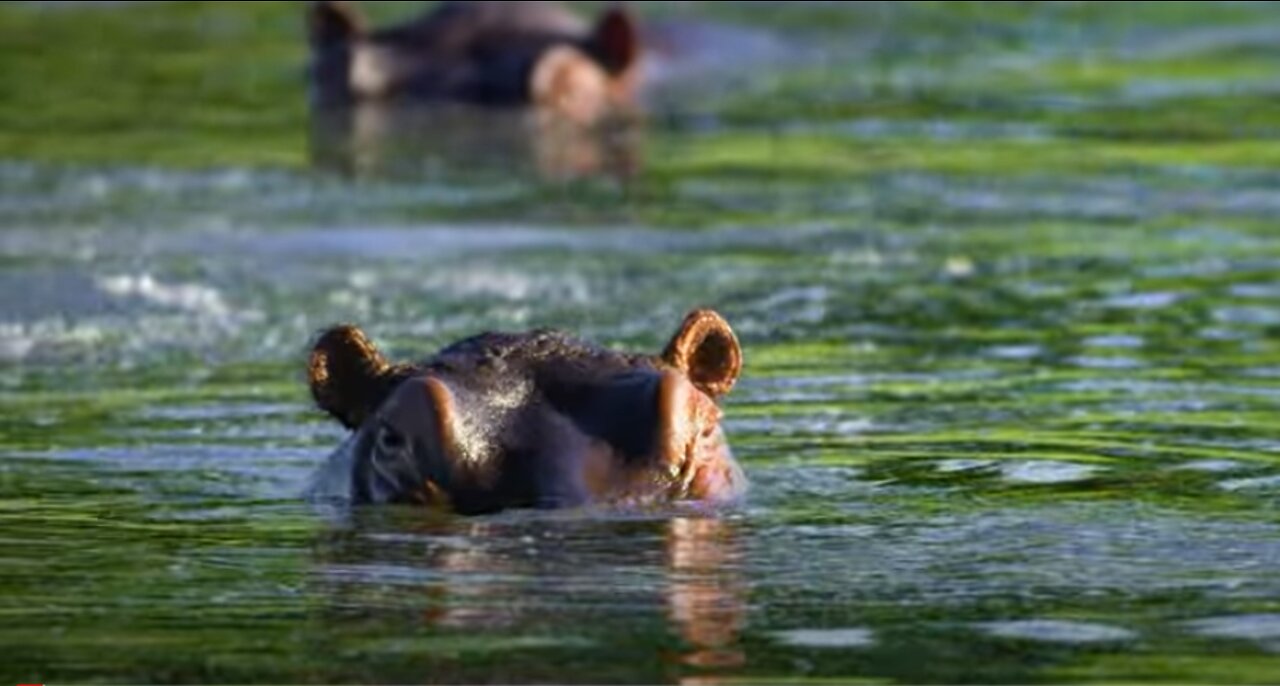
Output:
(375, 422), (407, 454)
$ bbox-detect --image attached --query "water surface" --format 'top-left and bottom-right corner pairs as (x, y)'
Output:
(2, 1), (1280, 683)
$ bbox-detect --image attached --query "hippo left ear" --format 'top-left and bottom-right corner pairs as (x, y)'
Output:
(308, 1), (365, 48)
(308, 324), (407, 430)
(662, 309), (742, 400)
(586, 6), (640, 75)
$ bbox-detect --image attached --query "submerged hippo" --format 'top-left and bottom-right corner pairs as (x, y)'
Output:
(305, 310), (747, 514)
(308, 0), (642, 123)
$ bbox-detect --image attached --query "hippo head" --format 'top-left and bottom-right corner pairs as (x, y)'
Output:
(305, 310), (746, 514)
(307, 1), (642, 124)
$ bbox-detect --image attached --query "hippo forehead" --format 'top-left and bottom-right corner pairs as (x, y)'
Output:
(428, 329), (653, 384)
(391, 329), (677, 452)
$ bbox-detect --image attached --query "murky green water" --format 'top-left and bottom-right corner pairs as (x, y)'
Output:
(3, 1), (1280, 683)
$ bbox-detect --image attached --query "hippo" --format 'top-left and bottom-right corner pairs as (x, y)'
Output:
(306, 1), (787, 180)
(308, 0), (642, 124)
(305, 310), (747, 514)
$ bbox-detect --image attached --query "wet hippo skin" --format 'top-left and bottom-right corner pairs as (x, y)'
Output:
(306, 309), (747, 514)
(308, 0), (643, 123)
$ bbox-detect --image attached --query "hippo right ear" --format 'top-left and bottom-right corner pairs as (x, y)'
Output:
(308, 324), (404, 430)
(586, 6), (641, 75)
(662, 309), (742, 400)
(309, 1), (365, 48)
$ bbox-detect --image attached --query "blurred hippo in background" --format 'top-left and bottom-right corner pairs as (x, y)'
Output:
(305, 1), (786, 180)
(306, 310), (747, 514)
(308, 0), (642, 124)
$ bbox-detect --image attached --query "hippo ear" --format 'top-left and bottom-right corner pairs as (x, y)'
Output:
(586, 6), (640, 75)
(662, 309), (742, 400)
(308, 324), (403, 430)
(309, 1), (365, 48)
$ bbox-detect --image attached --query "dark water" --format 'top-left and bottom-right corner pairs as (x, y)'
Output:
(3, 1), (1280, 683)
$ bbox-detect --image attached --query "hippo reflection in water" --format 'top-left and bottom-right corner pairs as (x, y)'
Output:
(306, 310), (747, 514)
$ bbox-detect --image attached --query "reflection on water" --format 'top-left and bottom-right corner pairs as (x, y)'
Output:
(666, 517), (746, 673)
(309, 103), (645, 183)
(303, 510), (746, 683)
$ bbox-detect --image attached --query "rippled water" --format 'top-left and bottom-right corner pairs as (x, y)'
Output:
(3, 1), (1280, 683)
